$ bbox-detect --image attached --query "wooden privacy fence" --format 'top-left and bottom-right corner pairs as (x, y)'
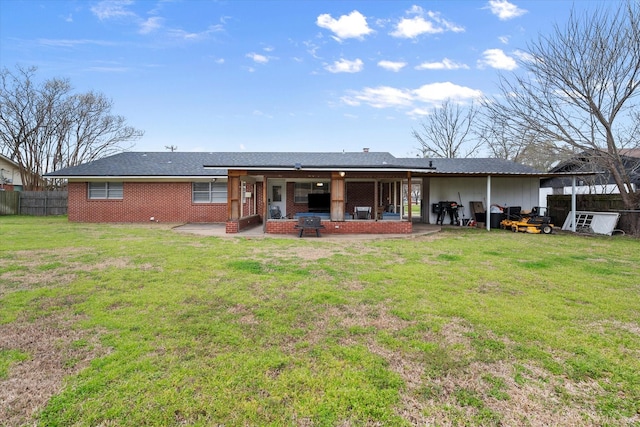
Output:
(0, 191), (20, 215)
(0, 191), (68, 216)
(547, 194), (639, 236)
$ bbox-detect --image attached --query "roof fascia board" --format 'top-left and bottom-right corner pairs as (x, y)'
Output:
(209, 166), (433, 173)
(48, 171), (596, 180)
(55, 175), (228, 180)
(0, 154), (20, 167)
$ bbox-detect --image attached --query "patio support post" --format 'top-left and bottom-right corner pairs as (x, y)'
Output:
(227, 171), (243, 221)
(571, 175), (577, 232)
(407, 172), (412, 222)
(262, 176), (269, 232)
(374, 179), (379, 220)
(486, 175), (492, 231)
(330, 172), (345, 221)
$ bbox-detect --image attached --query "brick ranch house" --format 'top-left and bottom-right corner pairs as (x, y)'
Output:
(45, 151), (570, 235)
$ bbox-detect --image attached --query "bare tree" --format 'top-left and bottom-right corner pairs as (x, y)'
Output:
(477, 110), (566, 171)
(412, 99), (481, 158)
(0, 66), (144, 190)
(482, 1), (640, 210)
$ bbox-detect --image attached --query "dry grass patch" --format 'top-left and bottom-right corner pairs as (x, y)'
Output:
(0, 249), (161, 296)
(0, 314), (110, 427)
(252, 245), (348, 261)
(336, 304), (415, 333)
(419, 360), (611, 426)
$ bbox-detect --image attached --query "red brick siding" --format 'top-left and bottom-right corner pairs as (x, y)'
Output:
(345, 182), (375, 215)
(68, 181), (228, 223)
(265, 219), (412, 235)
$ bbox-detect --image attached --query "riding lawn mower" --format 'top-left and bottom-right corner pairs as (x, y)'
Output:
(499, 207), (554, 234)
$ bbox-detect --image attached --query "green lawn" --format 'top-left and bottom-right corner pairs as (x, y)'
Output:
(1, 216), (639, 426)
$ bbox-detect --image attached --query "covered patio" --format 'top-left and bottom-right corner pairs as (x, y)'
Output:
(218, 154), (588, 235)
(225, 169), (420, 235)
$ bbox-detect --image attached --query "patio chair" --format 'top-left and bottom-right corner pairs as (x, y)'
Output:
(269, 205), (282, 219)
(354, 206), (371, 219)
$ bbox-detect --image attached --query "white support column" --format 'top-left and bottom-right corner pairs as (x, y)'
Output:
(486, 175), (492, 231)
(571, 176), (577, 232)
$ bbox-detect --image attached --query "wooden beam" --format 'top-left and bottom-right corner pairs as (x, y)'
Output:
(330, 172), (345, 221)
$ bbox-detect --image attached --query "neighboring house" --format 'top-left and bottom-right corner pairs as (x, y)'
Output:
(46, 151), (571, 234)
(0, 154), (23, 191)
(540, 150), (640, 203)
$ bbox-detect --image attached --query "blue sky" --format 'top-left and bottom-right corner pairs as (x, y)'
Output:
(0, 0), (614, 157)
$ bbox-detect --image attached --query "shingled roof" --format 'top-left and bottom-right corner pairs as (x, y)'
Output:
(45, 151), (546, 178)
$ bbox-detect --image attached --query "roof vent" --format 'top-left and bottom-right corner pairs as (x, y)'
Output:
(363, 148), (369, 153)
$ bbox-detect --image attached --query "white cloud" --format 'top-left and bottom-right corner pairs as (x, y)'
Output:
(325, 58), (364, 73)
(413, 82), (483, 104)
(139, 16), (163, 34)
(486, 0), (527, 20)
(427, 10), (464, 33)
(247, 52), (269, 64)
(91, 0), (135, 21)
(316, 10), (373, 41)
(168, 24), (224, 41)
(341, 81), (482, 112)
(37, 38), (117, 48)
(253, 110), (273, 119)
(91, 1), (225, 43)
(477, 48), (518, 70)
(341, 86), (414, 109)
(415, 58), (469, 70)
(512, 49), (534, 62)
(498, 35), (510, 44)
(390, 6), (463, 39)
(391, 16), (440, 38)
(407, 107), (431, 117)
(377, 60), (407, 72)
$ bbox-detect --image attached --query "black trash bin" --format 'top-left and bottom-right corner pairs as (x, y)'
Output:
(490, 212), (503, 229)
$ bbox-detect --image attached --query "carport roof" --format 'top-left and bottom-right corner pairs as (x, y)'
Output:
(45, 151), (558, 179)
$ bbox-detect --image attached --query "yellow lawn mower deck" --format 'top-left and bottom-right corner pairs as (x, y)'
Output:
(500, 208), (554, 234)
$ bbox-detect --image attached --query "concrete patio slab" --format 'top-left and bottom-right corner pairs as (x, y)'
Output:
(172, 222), (442, 240)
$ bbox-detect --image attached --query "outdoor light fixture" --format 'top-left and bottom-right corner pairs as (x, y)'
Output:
(339, 171), (345, 177)
(211, 178), (217, 182)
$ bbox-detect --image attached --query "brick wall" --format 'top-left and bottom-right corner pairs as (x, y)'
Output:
(68, 181), (229, 223)
(345, 182), (376, 215)
(265, 219), (412, 235)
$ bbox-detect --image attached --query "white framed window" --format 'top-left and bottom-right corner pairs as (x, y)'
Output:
(88, 182), (123, 199)
(193, 181), (227, 203)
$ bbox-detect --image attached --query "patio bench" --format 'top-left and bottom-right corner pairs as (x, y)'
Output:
(294, 216), (325, 237)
